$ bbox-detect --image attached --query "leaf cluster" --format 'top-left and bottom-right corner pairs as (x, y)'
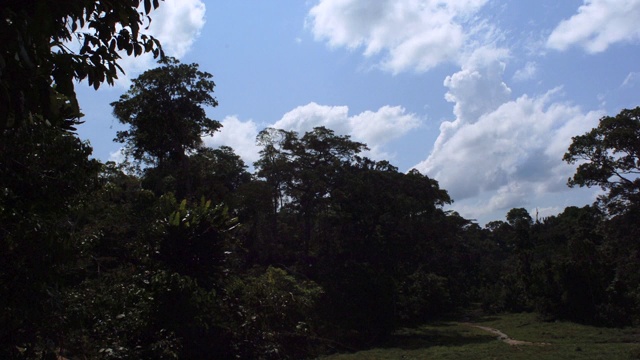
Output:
(0, 0), (164, 129)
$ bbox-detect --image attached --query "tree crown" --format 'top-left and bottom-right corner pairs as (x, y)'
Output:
(564, 107), (640, 214)
(112, 58), (220, 168)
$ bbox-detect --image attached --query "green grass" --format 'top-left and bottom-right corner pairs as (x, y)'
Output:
(319, 313), (640, 360)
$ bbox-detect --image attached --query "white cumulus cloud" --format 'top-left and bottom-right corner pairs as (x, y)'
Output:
(274, 102), (351, 134)
(417, 91), (601, 218)
(147, 0), (206, 57)
(414, 53), (602, 220)
(443, 47), (511, 125)
(274, 102), (421, 160)
(307, 0), (490, 73)
(202, 103), (420, 166)
(203, 116), (261, 165)
(547, 0), (640, 53)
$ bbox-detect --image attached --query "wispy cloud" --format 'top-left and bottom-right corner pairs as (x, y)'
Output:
(622, 71), (640, 87)
(547, 0), (640, 53)
(512, 61), (538, 82)
(108, 148), (126, 163)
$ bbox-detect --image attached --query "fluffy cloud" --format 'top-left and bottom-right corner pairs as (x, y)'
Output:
(203, 116), (262, 165)
(547, 0), (640, 53)
(349, 106), (420, 145)
(443, 47), (511, 125)
(429, 47), (511, 159)
(274, 103), (351, 134)
(414, 54), (602, 220)
(146, 0), (206, 57)
(307, 0), (489, 73)
(274, 102), (421, 160)
(206, 103), (421, 166)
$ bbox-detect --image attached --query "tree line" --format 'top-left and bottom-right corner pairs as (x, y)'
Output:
(1, 2), (639, 358)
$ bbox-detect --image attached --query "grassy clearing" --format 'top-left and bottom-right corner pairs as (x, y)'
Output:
(320, 313), (640, 360)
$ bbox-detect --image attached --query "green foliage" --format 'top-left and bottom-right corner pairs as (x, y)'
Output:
(506, 208), (533, 227)
(255, 126), (369, 256)
(0, 124), (101, 358)
(186, 146), (252, 203)
(252, 127), (457, 346)
(316, 261), (398, 346)
(314, 161), (455, 337)
(5, 56), (640, 360)
(62, 269), (181, 359)
(156, 194), (239, 289)
(148, 270), (224, 359)
(597, 209), (640, 326)
(56, 183), (238, 358)
(225, 267), (324, 359)
(397, 270), (452, 325)
(112, 58), (220, 168)
(478, 204), (640, 327)
(559, 108), (640, 326)
(564, 107), (640, 215)
(142, 145), (252, 203)
(0, 0), (164, 129)
(61, 265), (228, 359)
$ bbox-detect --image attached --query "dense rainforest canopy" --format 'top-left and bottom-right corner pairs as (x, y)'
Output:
(1, 2), (640, 359)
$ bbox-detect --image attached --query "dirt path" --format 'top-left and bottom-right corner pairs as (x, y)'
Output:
(463, 323), (551, 346)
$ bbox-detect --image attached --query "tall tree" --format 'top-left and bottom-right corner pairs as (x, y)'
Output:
(1, 0), (164, 130)
(254, 126), (368, 256)
(564, 107), (640, 325)
(112, 57), (220, 169)
(564, 107), (640, 215)
(255, 128), (295, 216)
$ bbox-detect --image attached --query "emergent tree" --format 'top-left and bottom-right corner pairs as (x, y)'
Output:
(112, 58), (220, 169)
(564, 107), (640, 215)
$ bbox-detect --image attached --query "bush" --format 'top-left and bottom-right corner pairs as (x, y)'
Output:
(397, 270), (451, 324)
(225, 266), (323, 359)
(317, 262), (396, 346)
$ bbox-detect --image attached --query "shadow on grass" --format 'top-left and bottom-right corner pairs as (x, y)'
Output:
(382, 322), (494, 350)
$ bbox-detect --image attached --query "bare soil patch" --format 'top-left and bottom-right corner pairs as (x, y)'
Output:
(463, 323), (551, 346)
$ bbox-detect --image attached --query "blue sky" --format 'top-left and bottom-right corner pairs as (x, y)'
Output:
(76, 0), (640, 224)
